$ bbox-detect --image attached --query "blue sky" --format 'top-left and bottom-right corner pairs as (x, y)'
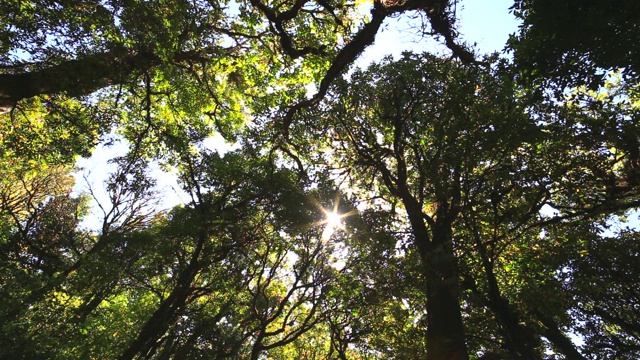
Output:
(359, 0), (520, 63)
(457, 0), (520, 53)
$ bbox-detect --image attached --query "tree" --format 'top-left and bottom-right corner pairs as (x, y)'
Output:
(1, 140), (354, 359)
(289, 52), (640, 359)
(0, 0), (475, 148)
(0, 167), (94, 358)
(564, 228), (640, 358)
(509, 0), (640, 87)
(290, 52), (527, 359)
(322, 206), (430, 359)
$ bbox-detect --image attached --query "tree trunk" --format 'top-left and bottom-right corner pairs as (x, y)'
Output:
(403, 195), (469, 360)
(425, 276), (469, 360)
(534, 310), (587, 360)
(476, 241), (541, 359)
(423, 225), (469, 360)
(118, 226), (208, 360)
(117, 282), (193, 360)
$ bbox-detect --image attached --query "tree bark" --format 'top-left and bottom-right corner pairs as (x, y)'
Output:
(117, 280), (193, 360)
(0, 49), (159, 112)
(425, 278), (468, 360)
(423, 222), (469, 360)
(402, 194), (469, 360)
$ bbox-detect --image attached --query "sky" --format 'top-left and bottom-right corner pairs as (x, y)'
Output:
(74, 0), (521, 230)
(358, 0), (520, 63)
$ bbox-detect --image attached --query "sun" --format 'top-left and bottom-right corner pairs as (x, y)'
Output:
(321, 210), (343, 241)
(312, 194), (357, 242)
(308, 193), (358, 241)
(326, 211), (343, 229)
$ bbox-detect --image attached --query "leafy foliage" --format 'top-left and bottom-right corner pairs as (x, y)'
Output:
(1, 1), (640, 359)
(509, 0), (640, 87)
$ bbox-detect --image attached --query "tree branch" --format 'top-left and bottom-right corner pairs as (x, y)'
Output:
(0, 49), (159, 113)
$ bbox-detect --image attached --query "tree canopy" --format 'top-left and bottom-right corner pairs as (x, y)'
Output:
(1, 1), (639, 359)
(509, 0), (640, 88)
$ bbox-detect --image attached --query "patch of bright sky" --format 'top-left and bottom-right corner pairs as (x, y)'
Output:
(357, 0), (519, 65)
(75, 132), (238, 230)
(74, 0), (520, 231)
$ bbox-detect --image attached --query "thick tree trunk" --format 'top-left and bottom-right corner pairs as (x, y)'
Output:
(425, 275), (469, 360)
(250, 339), (264, 360)
(423, 225), (469, 360)
(117, 281), (193, 360)
(403, 195), (469, 360)
(0, 49), (159, 112)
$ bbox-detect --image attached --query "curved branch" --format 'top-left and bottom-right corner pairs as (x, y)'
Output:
(281, 0), (475, 134)
(280, 2), (389, 133)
